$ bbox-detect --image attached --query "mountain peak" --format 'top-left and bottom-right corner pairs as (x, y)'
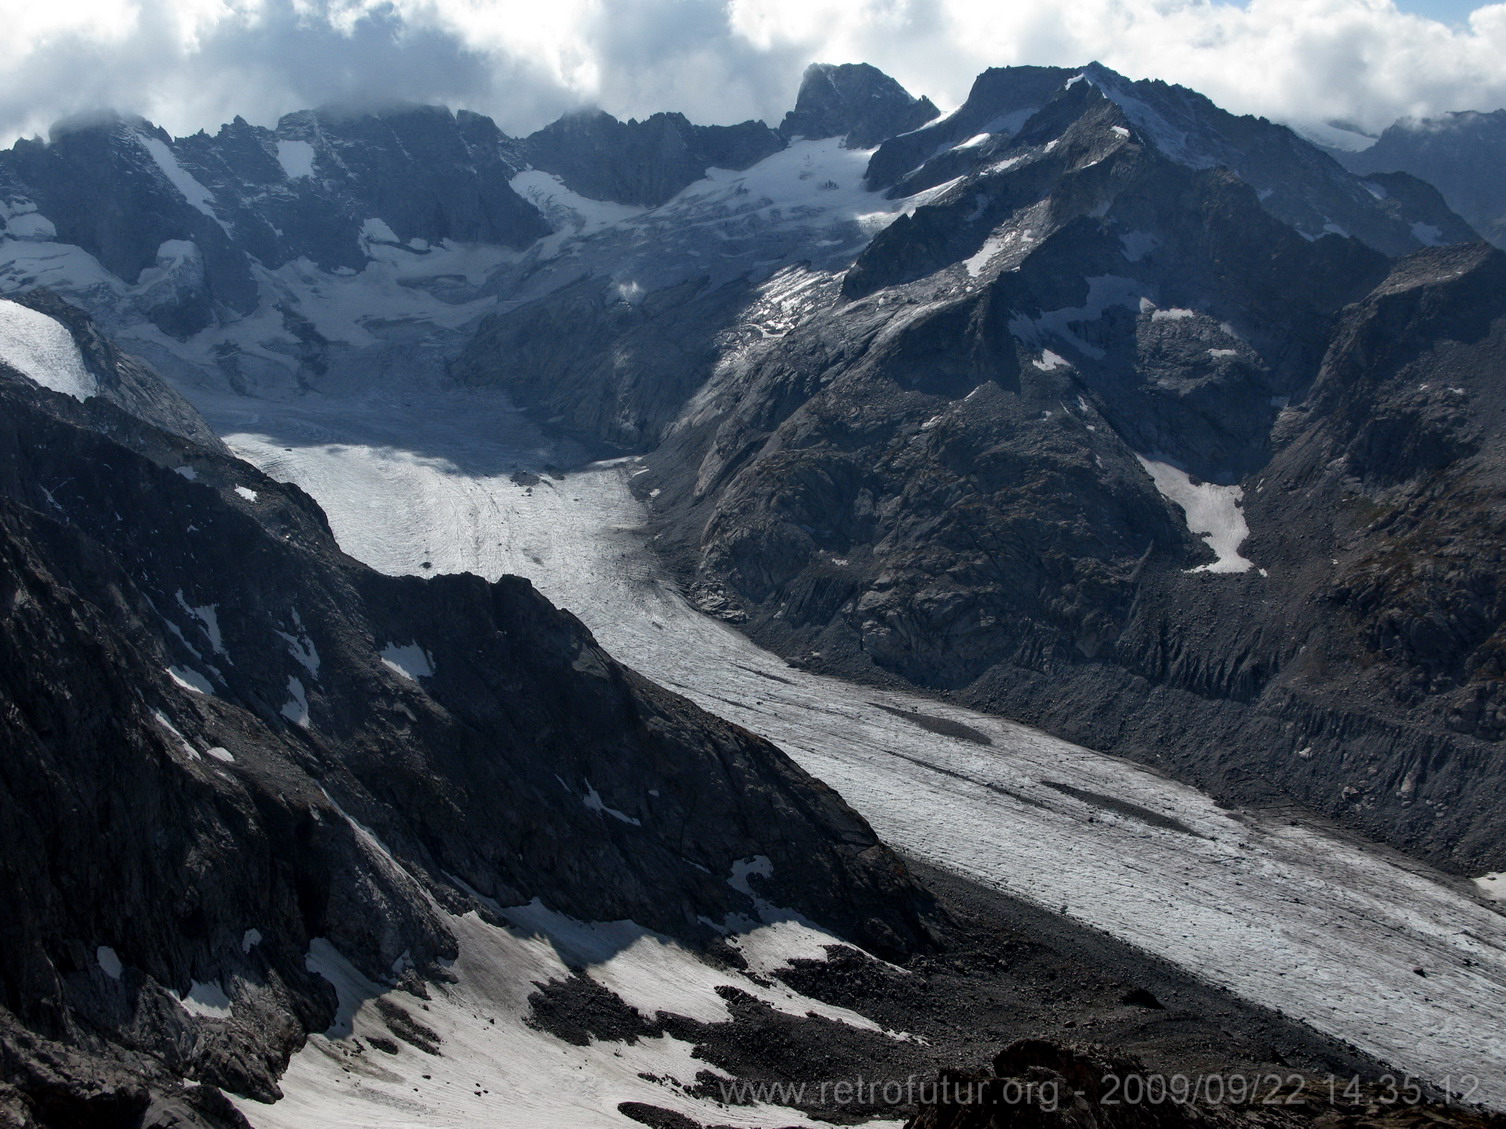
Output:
(779, 61), (939, 149)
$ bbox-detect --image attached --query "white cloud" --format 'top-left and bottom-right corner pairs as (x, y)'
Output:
(1, 0), (1505, 146)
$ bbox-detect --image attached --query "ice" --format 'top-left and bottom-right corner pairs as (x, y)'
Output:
(1136, 456), (1255, 574)
(96, 945), (123, 979)
(138, 133), (223, 224)
(1412, 222), (1445, 246)
(276, 139), (316, 180)
(728, 855), (772, 899)
(173, 979), (233, 1019)
(0, 298), (97, 400)
(195, 317), (1506, 1111)
(167, 665), (214, 695)
(379, 642), (432, 681)
(235, 485), (258, 502)
(280, 676), (310, 727)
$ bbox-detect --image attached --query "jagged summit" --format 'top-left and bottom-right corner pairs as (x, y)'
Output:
(863, 60), (1474, 254)
(779, 61), (940, 149)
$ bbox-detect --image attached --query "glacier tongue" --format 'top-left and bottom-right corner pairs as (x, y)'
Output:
(196, 368), (1506, 1111)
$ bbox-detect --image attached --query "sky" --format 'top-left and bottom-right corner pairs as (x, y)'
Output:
(1, 0), (1505, 148)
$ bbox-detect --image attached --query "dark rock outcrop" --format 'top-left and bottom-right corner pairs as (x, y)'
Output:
(779, 62), (940, 149)
(523, 110), (783, 206)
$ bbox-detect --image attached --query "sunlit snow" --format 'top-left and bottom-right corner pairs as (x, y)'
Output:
(1136, 455), (1255, 573)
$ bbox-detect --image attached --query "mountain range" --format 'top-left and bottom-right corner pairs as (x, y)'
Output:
(3, 57), (1506, 1128)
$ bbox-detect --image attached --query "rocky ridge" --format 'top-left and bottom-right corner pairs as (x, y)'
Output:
(0, 296), (940, 1124)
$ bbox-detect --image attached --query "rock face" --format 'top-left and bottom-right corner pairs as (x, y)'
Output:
(523, 110), (783, 206)
(779, 62), (941, 149)
(0, 298), (938, 1123)
(1338, 110), (1506, 247)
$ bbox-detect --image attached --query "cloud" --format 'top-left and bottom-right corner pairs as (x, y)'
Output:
(3, 0), (1506, 147)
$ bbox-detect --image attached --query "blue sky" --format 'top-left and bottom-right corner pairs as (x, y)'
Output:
(1397, 0), (1481, 22)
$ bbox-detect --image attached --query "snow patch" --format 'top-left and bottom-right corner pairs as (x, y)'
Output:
(280, 676), (309, 727)
(729, 855), (773, 899)
(138, 134), (222, 223)
(0, 299), (96, 400)
(167, 666), (214, 695)
(277, 616), (320, 677)
(173, 466), (198, 481)
(379, 642), (432, 681)
(581, 780), (642, 826)
(1412, 222), (1445, 246)
(1010, 274), (1144, 360)
(253, 912), (885, 1129)
(173, 979), (233, 1020)
(1152, 307), (1196, 321)
(276, 139), (316, 180)
(207, 746), (235, 763)
(359, 219), (400, 253)
(1136, 456), (1255, 574)
(97, 946), (122, 980)
(963, 229), (1027, 277)
(1033, 350), (1069, 371)
(152, 710), (200, 760)
(1475, 874), (1506, 902)
(242, 928), (263, 953)
(175, 592), (225, 655)
(234, 485), (258, 502)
